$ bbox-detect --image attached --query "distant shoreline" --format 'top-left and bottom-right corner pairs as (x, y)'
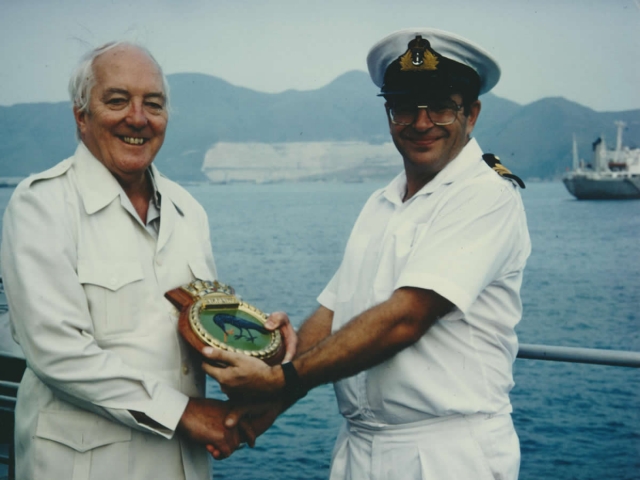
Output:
(0, 178), (23, 188)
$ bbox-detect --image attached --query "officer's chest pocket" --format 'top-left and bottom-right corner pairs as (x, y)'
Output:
(369, 222), (418, 298)
(392, 222), (418, 261)
(78, 260), (145, 338)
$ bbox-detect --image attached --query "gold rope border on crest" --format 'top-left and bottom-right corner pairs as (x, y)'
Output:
(188, 294), (282, 360)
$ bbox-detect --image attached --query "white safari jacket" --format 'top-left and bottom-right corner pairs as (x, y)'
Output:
(1, 143), (217, 480)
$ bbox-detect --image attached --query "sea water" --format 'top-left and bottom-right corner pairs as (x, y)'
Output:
(0, 181), (638, 479)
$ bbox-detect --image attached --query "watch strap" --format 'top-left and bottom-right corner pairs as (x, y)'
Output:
(281, 361), (307, 402)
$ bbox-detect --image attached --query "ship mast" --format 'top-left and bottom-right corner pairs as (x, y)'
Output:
(614, 120), (625, 163)
(572, 134), (580, 171)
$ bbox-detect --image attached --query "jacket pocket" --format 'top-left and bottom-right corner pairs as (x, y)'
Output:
(78, 260), (145, 337)
(35, 409), (131, 480)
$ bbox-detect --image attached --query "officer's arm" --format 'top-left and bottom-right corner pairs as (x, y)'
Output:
(292, 287), (451, 388)
(201, 287), (452, 397)
(295, 305), (334, 356)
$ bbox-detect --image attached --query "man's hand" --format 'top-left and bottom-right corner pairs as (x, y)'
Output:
(201, 347), (284, 400)
(264, 311), (297, 362)
(205, 399), (286, 458)
(231, 399), (286, 442)
(177, 398), (245, 460)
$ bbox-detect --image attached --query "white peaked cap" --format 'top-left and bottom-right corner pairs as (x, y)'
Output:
(367, 28), (501, 96)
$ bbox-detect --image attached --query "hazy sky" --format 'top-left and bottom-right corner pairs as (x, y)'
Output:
(1, 0), (638, 111)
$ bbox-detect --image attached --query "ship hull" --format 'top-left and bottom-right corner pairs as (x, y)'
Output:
(563, 175), (640, 200)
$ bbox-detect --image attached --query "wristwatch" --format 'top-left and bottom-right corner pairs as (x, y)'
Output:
(281, 361), (307, 403)
(165, 279), (284, 365)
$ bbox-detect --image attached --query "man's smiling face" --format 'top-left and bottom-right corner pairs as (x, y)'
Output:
(75, 45), (168, 184)
(386, 93), (480, 180)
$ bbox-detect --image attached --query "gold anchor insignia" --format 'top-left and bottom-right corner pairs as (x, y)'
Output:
(399, 35), (439, 71)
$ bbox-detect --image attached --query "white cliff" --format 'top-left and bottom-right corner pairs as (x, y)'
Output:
(202, 141), (400, 183)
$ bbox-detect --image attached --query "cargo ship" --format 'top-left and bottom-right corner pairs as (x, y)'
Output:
(563, 121), (640, 199)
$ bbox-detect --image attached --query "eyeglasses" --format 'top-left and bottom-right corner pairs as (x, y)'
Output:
(387, 101), (464, 126)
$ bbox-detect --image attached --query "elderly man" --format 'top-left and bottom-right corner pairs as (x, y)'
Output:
(202, 28), (531, 479)
(1, 42), (285, 480)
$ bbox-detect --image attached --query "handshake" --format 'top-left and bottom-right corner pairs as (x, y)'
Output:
(176, 311), (299, 459)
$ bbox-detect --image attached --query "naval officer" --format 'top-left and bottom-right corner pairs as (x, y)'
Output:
(200, 28), (531, 479)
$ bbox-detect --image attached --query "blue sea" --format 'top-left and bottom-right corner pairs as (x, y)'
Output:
(0, 181), (638, 479)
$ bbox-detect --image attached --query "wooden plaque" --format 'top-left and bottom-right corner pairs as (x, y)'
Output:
(165, 280), (284, 366)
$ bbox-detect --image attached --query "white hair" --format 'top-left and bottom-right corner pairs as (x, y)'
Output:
(68, 41), (171, 116)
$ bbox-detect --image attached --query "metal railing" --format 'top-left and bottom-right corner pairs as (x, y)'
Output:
(0, 353), (24, 480)
(517, 343), (640, 368)
(0, 345), (638, 480)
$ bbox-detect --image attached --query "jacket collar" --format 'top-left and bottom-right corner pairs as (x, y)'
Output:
(73, 143), (122, 215)
(73, 142), (185, 218)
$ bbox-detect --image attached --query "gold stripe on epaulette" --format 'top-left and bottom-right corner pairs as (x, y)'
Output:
(492, 163), (513, 177)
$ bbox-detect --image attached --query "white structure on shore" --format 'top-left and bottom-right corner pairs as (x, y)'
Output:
(202, 141), (400, 183)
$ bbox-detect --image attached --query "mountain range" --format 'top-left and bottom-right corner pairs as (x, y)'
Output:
(1, 70), (638, 182)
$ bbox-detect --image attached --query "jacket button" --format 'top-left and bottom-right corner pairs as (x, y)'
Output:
(182, 364), (190, 375)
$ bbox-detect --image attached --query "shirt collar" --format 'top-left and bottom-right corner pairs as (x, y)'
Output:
(151, 164), (185, 217)
(381, 137), (483, 205)
(382, 171), (409, 206)
(147, 167), (162, 211)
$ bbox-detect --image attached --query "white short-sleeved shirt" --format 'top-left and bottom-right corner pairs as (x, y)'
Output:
(318, 138), (531, 426)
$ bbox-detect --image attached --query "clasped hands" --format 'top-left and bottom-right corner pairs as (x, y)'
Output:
(178, 311), (297, 459)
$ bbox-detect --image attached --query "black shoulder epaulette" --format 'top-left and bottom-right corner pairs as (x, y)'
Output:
(482, 153), (525, 189)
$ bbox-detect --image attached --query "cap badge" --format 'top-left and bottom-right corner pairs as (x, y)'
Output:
(399, 35), (439, 71)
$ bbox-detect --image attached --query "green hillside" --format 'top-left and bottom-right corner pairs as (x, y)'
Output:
(0, 71), (638, 182)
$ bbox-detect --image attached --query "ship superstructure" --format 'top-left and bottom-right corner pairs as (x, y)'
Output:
(563, 121), (640, 199)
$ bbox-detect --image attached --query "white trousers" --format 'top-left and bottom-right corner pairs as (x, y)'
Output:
(329, 413), (520, 480)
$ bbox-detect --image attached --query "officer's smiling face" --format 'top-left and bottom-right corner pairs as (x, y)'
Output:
(387, 93), (480, 179)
